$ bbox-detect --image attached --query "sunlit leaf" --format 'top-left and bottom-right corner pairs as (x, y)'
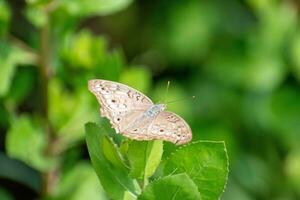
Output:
(138, 173), (201, 200)
(85, 122), (140, 199)
(49, 79), (98, 149)
(62, 30), (103, 69)
(62, 31), (124, 80)
(123, 191), (136, 200)
(285, 150), (300, 196)
(59, 0), (133, 17)
(25, 6), (48, 28)
(6, 115), (55, 171)
(127, 140), (163, 179)
(163, 141), (229, 200)
(0, 41), (36, 97)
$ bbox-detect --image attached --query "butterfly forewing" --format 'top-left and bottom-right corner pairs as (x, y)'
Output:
(88, 79), (152, 132)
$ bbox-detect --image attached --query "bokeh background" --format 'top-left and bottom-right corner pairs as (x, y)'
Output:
(0, 0), (300, 199)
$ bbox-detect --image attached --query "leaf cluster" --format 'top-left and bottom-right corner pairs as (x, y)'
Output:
(85, 123), (228, 200)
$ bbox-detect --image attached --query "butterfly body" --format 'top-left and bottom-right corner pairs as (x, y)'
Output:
(144, 104), (166, 117)
(88, 79), (192, 145)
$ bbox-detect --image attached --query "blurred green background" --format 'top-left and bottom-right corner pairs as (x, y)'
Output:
(0, 0), (300, 199)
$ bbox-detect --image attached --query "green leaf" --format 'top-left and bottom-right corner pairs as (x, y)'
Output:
(54, 162), (108, 200)
(5, 115), (55, 171)
(285, 150), (300, 195)
(62, 31), (102, 69)
(0, 152), (41, 192)
(0, 41), (16, 97)
(85, 122), (140, 200)
(59, 0), (133, 17)
(25, 6), (48, 28)
(123, 191), (136, 200)
(163, 141), (229, 200)
(138, 173), (201, 200)
(62, 31), (123, 80)
(49, 79), (98, 148)
(127, 141), (163, 180)
(0, 41), (36, 97)
(102, 135), (128, 171)
(100, 49), (124, 80)
(7, 67), (36, 105)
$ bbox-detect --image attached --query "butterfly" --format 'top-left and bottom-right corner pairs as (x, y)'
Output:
(88, 79), (192, 145)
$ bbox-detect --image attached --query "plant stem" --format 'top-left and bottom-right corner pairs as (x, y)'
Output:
(39, 14), (57, 197)
(39, 21), (50, 125)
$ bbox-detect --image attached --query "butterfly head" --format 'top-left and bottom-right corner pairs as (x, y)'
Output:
(157, 103), (167, 111)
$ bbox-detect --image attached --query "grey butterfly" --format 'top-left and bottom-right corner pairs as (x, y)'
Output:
(88, 79), (192, 145)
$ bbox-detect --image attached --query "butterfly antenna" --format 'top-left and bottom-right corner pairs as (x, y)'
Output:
(163, 80), (170, 103)
(166, 96), (196, 104)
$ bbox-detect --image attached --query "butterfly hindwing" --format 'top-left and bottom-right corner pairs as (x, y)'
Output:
(148, 111), (192, 145)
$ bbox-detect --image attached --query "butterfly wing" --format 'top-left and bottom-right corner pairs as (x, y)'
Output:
(123, 111), (192, 145)
(88, 79), (153, 133)
(148, 111), (192, 145)
(122, 114), (156, 141)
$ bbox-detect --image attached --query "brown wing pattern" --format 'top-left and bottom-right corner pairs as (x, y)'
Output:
(148, 111), (192, 145)
(122, 111), (192, 145)
(88, 79), (153, 132)
(89, 79), (192, 145)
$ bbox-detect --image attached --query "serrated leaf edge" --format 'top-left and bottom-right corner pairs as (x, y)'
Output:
(163, 140), (229, 200)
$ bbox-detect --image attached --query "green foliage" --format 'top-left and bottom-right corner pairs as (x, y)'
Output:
(285, 150), (300, 196)
(120, 67), (151, 93)
(0, 0), (10, 36)
(6, 115), (55, 171)
(58, 0), (133, 17)
(85, 123), (229, 200)
(0, 41), (35, 97)
(163, 141), (228, 200)
(138, 173), (201, 200)
(85, 123), (140, 200)
(127, 140), (163, 179)
(53, 162), (107, 200)
(2, 0), (300, 199)
(0, 152), (41, 192)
